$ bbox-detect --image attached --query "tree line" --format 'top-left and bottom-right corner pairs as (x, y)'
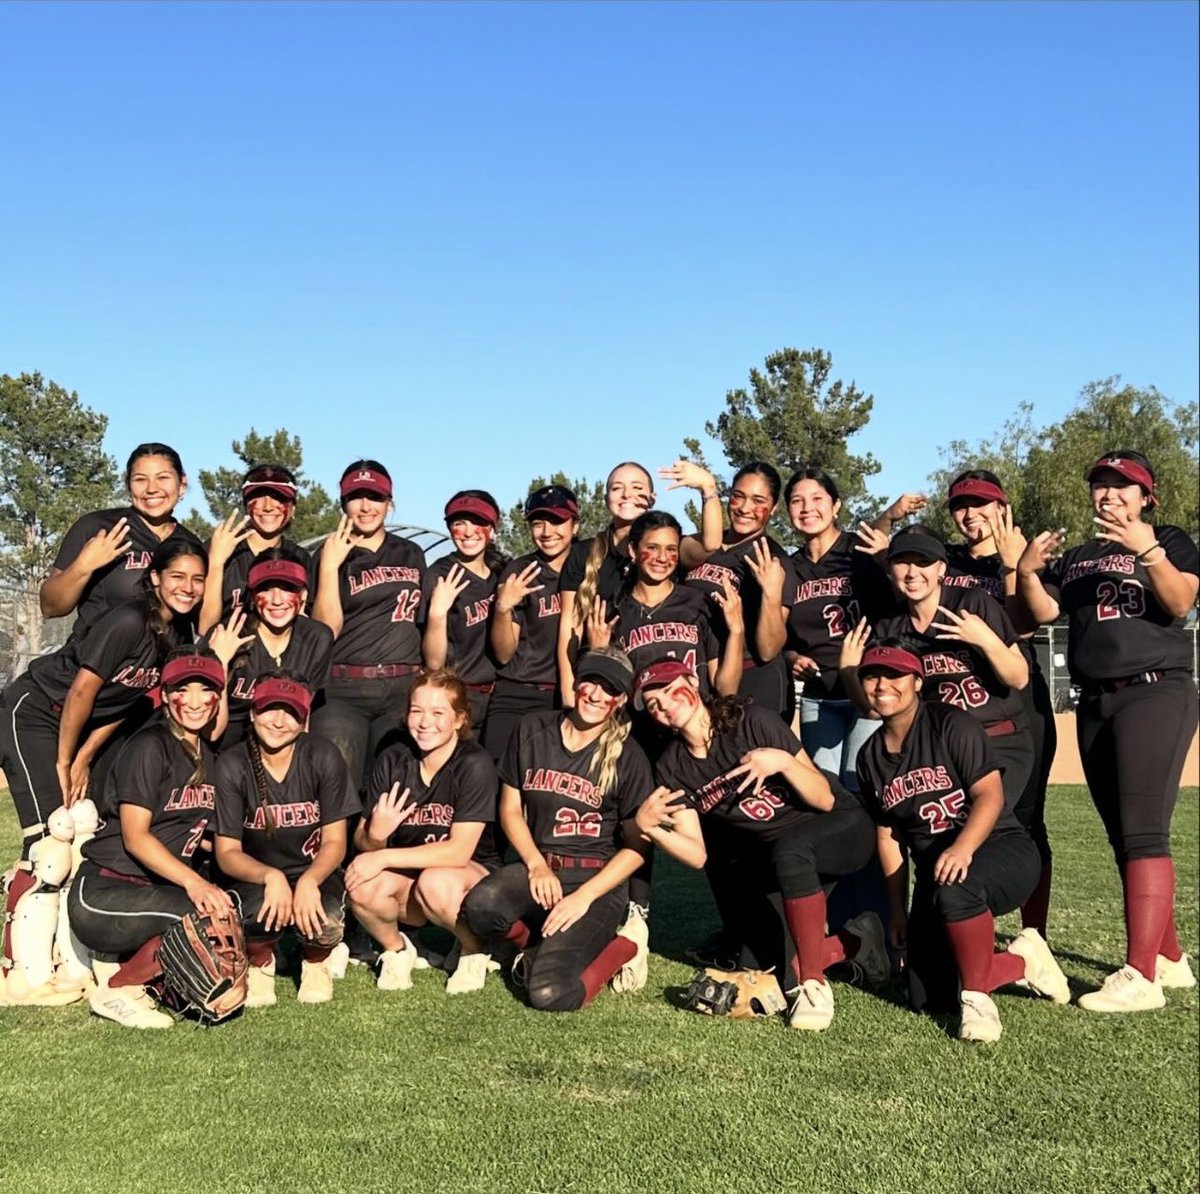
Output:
(1, 358), (1195, 653)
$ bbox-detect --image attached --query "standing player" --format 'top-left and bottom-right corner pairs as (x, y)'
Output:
(215, 546), (334, 750)
(853, 639), (1070, 1042)
(556, 460), (724, 706)
(682, 463), (796, 717)
(344, 670), (501, 995)
(1015, 450), (1199, 1012)
(942, 469), (1057, 939)
(310, 460), (426, 789)
(422, 491), (506, 735)
(783, 466), (895, 789)
(1, 536), (209, 859)
(483, 484), (580, 763)
(40, 443), (200, 643)
(463, 649), (658, 1011)
(214, 674), (360, 1007)
(198, 464), (313, 634)
(65, 648), (234, 1029)
(635, 661), (885, 1030)
(843, 526), (1035, 816)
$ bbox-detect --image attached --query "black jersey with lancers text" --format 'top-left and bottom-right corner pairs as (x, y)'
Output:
(500, 710), (651, 864)
(85, 722), (217, 879)
(495, 552), (566, 686)
(314, 533), (426, 666)
(655, 704), (854, 843)
(214, 735), (360, 880)
(615, 585), (721, 694)
(1041, 528), (1200, 682)
(856, 703), (1023, 867)
(421, 556), (499, 686)
(365, 737), (500, 866)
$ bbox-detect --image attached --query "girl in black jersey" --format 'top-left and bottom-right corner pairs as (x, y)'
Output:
(1, 536), (209, 858)
(682, 462), (796, 717)
(214, 674), (360, 1007)
(483, 484), (580, 763)
(1015, 450), (1200, 1014)
(636, 662), (884, 1031)
(422, 490), (506, 735)
(66, 649), (234, 1030)
(943, 469), (1058, 939)
(345, 670), (502, 996)
(463, 648), (663, 1011)
(843, 525), (1035, 816)
(198, 464), (314, 635)
(556, 460), (724, 707)
(310, 460), (427, 790)
(853, 641), (1069, 1043)
(40, 443), (200, 639)
(217, 546), (334, 751)
(783, 466), (893, 790)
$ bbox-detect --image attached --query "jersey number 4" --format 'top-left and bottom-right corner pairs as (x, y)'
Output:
(1096, 579), (1146, 621)
(301, 828), (322, 859)
(552, 808), (602, 839)
(392, 591), (422, 623)
(917, 789), (967, 834)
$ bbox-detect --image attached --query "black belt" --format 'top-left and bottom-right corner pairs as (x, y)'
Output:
(1085, 671), (1163, 694)
(465, 682), (495, 694)
(330, 663), (421, 680)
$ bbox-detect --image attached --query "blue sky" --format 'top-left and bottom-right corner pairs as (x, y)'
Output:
(2, 1), (1196, 533)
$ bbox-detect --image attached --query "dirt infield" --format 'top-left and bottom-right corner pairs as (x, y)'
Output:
(1049, 714), (1199, 786)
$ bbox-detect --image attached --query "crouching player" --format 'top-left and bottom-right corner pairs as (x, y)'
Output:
(462, 648), (670, 1011)
(214, 674), (360, 1007)
(345, 670), (502, 995)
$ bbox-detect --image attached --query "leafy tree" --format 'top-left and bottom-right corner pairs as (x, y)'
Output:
(683, 347), (882, 543)
(0, 373), (120, 653)
(495, 473), (609, 558)
(927, 381), (1198, 547)
(185, 428), (341, 542)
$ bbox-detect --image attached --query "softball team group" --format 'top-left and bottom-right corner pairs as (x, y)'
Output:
(0, 443), (1195, 1043)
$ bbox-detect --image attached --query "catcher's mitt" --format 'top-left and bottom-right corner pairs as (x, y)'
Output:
(156, 905), (249, 1024)
(685, 967), (788, 1019)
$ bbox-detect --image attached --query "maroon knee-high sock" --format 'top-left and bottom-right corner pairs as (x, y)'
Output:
(580, 937), (637, 1006)
(1124, 857), (1175, 980)
(111, 936), (164, 987)
(821, 926), (863, 972)
(1159, 909), (1183, 964)
(943, 912), (1024, 994)
(1021, 861), (1052, 938)
(302, 944), (333, 964)
(783, 892), (830, 984)
(247, 940), (276, 968)
(503, 920), (531, 950)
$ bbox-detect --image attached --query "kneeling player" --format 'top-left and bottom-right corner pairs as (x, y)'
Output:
(851, 639), (1070, 1042)
(214, 674), (359, 1007)
(345, 670), (502, 994)
(66, 650), (233, 1029)
(462, 648), (662, 1011)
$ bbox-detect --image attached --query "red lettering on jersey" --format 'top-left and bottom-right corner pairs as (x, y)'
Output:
(112, 665), (161, 690)
(881, 766), (955, 810)
(1062, 554), (1137, 585)
(622, 622), (700, 651)
(920, 651), (972, 677)
(536, 594), (561, 619)
(687, 563), (739, 587)
(164, 783), (217, 812)
(463, 595), (495, 627)
(348, 565), (422, 595)
(125, 550), (152, 570)
(244, 801), (322, 830)
(521, 767), (602, 809)
(794, 576), (851, 602)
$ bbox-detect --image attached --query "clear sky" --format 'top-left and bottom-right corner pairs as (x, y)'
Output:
(2, 1), (1196, 533)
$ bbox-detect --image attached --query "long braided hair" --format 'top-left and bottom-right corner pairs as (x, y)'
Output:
(246, 667), (310, 836)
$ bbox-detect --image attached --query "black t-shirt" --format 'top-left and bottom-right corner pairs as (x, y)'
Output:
(559, 535), (633, 607)
(684, 533), (796, 667)
(654, 704), (854, 843)
(421, 555), (499, 685)
(1042, 527), (1199, 682)
(28, 603), (181, 721)
(499, 710), (651, 862)
(495, 552), (566, 686)
(944, 546), (1038, 672)
(313, 533), (426, 666)
(365, 737), (500, 866)
(214, 735), (361, 880)
(875, 586), (1026, 727)
(218, 617), (335, 735)
(53, 508), (203, 642)
(856, 702), (1023, 867)
(615, 584), (721, 696)
(84, 722), (217, 880)
(787, 532), (897, 700)
(210, 537), (315, 624)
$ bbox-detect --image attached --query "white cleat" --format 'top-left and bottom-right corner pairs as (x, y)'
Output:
(246, 962), (278, 1008)
(375, 938), (417, 991)
(1078, 965), (1165, 1014)
(958, 990), (1002, 1043)
(297, 959), (334, 1005)
(610, 906), (650, 994)
(1156, 952), (1196, 990)
(445, 952), (492, 995)
(327, 942), (350, 981)
(1006, 928), (1071, 1005)
(88, 963), (172, 1029)
(787, 979), (835, 1031)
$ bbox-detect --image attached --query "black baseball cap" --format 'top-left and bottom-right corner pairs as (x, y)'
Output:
(575, 649), (634, 699)
(887, 526), (947, 564)
(525, 484), (579, 523)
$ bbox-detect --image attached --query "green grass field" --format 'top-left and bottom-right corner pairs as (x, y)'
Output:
(2, 786), (1197, 1194)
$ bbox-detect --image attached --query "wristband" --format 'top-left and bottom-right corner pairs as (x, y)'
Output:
(701, 490), (719, 502)
(1137, 544), (1165, 562)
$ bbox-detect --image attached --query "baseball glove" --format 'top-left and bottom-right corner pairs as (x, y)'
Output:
(685, 967), (788, 1019)
(156, 905), (249, 1024)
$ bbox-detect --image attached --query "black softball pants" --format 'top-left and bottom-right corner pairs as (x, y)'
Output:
(1075, 671), (1197, 864)
(230, 873), (346, 946)
(67, 860), (194, 961)
(1012, 664), (1057, 864)
(310, 673), (416, 792)
(480, 679), (558, 764)
(462, 860), (628, 1012)
(0, 678), (62, 857)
